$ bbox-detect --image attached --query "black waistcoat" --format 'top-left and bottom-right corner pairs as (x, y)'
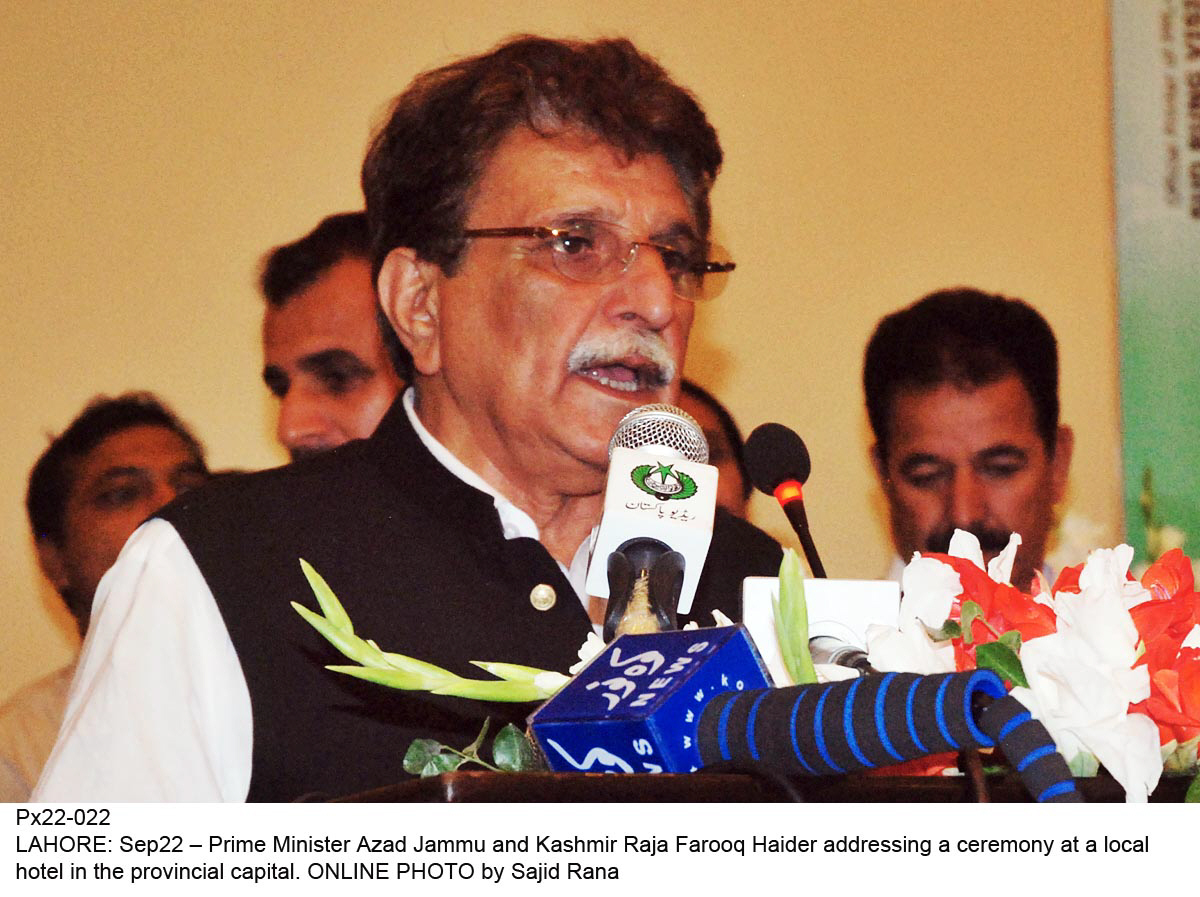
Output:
(159, 401), (781, 801)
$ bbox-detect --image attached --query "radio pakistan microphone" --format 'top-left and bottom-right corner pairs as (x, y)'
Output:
(584, 403), (718, 635)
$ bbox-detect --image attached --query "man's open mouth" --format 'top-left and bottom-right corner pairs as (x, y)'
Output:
(573, 359), (669, 393)
(567, 333), (677, 395)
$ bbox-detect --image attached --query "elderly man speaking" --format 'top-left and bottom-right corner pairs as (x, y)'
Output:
(37, 36), (781, 801)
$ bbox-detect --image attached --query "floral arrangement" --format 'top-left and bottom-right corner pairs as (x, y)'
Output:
(863, 531), (1199, 801)
(293, 539), (1199, 799)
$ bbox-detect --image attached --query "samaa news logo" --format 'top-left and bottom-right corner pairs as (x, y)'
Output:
(630, 462), (698, 502)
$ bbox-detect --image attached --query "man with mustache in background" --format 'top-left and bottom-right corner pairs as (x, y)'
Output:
(37, 35), (781, 801)
(863, 288), (1074, 592)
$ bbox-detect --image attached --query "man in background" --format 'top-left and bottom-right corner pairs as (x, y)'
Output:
(679, 379), (751, 518)
(863, 288), (1073, 591)
(1, 393), (208, 799)
(260, 212), (406, 459)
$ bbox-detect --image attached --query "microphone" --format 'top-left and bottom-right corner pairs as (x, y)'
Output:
(744, 422), (827, 578)
(585, 404), (718, 627)
(808, 636), (874, 673)
(530, 628), (1081, 802)
(741, 576), (899, 683)
(608, 402), (709, 462)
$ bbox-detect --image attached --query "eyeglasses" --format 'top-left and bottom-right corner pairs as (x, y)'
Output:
(461, 218), (735, 301)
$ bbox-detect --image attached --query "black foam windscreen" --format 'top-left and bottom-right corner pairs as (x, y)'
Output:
(974, 693), (1081, 802)
(698, 671), (1003, 776)
(696, 670), (1082, 803)
(744, 422), (812, 494)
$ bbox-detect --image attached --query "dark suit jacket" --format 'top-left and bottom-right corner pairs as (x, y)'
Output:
(160, 400), (781, 800)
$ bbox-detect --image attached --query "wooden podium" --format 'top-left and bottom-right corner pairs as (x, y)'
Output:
(337, 770), (1192, 803)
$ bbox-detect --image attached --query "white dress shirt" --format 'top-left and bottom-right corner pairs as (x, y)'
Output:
(0, 663), (75, 801)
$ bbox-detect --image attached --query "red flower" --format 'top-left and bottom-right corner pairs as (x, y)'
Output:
(869, 751), (958, 778)
(1050, 563), (1083, 595)
(921, 553), (1056, 670)
(1130, 590), (1198, 673)
(1140, 548), (1195, 601)
(1129, 648), (1200, 747)
(1127, 550), (1200, 745)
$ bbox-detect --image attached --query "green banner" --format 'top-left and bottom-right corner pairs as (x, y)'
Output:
(1112, 0), (1200, 562)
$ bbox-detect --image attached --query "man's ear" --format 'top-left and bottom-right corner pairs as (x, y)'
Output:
(35, 537), (70, 593)
(870, 442), (889, 486)
(1049, 424), (1074, 503)
(377, 247), (442, 377)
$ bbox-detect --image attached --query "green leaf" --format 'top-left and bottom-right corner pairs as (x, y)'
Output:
(1164, 736), (1198, 773)
(1185, 771), (1200, 803)
(292, 559), (565, 704)
(775, 549), (817, 685)
(291, 602), (389, 669)
(299, 559), (352, 632)
(420, 752), (465, 778)
(959, 601), (984, 645)
(925, 620), (961, 642)
(463, 719), (491, 758)
(379, 651), (467, 678)
(974, 640), (1028, 688)
(470, 661), (556, 683)
(430, 679), (552, 702)
(492, 724), (538, 772)
(998, 630), (1022, 654)
(1068, 751), (1099, 778)
(326, 664), (454, 691)
(771, 593), (788, 659)
(404, 738), (446, 775)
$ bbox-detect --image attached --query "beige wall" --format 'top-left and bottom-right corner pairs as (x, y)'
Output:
(0, 1), (1119, 701)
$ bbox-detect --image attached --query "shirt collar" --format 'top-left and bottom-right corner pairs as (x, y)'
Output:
(402, 388), (541, 541)
(401, 389), (595, 609)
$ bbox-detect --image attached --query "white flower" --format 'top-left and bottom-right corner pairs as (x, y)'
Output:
(948, 530), (986, 570)
(899, 555), (961, 629)
(867, 621), (956, 675)
(985, 533), (1022, 585)
(533, 671), (571, 694)
(814, 663), (860, 683)
(711, 609), (735, 628)
(568, 632), (606, 675)
(945, 528), (1021, 585)
(683, 609), (736, 631)
(866, 553), (960, 674)
(1010, 545), (1162, 801)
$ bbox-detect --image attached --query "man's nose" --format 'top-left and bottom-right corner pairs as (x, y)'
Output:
(148, 481), (182, 514)
(606, 246), (685, 331)
(949, 470), (988, 527)
(276, 388), (336, 454)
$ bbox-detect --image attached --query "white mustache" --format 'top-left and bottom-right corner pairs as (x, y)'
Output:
(566, 331), (677, 388)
